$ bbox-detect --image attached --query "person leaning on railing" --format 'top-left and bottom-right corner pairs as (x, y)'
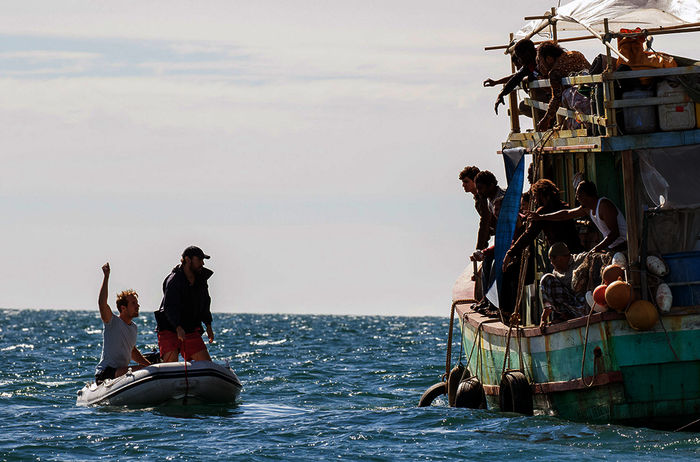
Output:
(484, 39), (540, 115)
(535, 41), (590, 131)
(529, 180), (627, 253)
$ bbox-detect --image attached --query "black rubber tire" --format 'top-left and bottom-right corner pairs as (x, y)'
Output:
(454, 376), (487, 409)
(498, 371), (533, 415)
(418, 381), (447, 407)
(447, 365), (467, 407)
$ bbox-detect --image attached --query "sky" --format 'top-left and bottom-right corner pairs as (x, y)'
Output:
(1, 1), (696, 316)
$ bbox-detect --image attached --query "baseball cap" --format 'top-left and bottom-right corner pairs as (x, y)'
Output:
(182, 245), (210, 259)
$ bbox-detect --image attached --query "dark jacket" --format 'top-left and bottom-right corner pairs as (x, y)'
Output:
(475, 194), (495, 251)
(155, 265), (213, 334)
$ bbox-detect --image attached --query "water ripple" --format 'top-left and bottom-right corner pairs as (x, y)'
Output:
(0, 309), (698, 461)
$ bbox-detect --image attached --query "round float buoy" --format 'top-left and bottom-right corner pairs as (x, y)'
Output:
(593, 284), (608, 307)
(626, 300), (659, 330)
(646, 256), (669, 277)
(612, 252), (627, 268)
(656, 283), (672, 313)
(447, 364), (467, 407)
(499, 371), (533, 415)
(418, 381), (447, 407)
(454, 376), (487, 409)
(602, 265), (625, 284)
(605, 279), (632, 312)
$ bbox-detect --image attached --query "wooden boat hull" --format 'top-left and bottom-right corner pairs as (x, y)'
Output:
(457, 303), (700, 428)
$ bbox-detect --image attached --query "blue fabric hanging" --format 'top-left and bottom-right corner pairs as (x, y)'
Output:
(486, 147), (526, 308)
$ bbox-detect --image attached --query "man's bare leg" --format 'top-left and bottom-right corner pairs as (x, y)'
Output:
(189, 348), (211, 362)
(162, 350), (179, 362)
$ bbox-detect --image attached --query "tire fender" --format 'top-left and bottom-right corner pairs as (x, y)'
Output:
(418, 381), (447, 407)
(454, 376), (487, 409)
(498, 371), (533, 415)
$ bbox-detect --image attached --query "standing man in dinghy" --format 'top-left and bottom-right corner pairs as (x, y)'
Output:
(95, 263), (151, 384)
(155, 245), (215, 362)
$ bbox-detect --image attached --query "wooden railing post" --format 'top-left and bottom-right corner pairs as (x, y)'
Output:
(603, 18), (618, 137)
(508, 33), (521, 134)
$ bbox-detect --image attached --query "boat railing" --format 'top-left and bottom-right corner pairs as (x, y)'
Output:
(514, 65), (700, 140)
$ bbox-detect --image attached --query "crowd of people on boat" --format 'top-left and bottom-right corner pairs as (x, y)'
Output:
(94, 245), (215, 384)
(484, 34), (680, 133)
(460, 165), (628, 328)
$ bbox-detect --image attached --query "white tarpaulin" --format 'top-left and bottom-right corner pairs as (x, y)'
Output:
(516, 0), (700, 38)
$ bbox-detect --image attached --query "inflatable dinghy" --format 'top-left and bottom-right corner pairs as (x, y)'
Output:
(76, 361), (242, 406)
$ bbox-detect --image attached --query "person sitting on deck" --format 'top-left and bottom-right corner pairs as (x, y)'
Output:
(540, 242), (589, 327)
(483, 39), (540, 115)
(95, 263), (151, 384)
(535, 41), (591, 131)
(503, 179), (584, 271)
(529, 180), (628, 253)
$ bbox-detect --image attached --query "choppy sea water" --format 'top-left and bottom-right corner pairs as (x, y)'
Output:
(1, 309), (699, 461)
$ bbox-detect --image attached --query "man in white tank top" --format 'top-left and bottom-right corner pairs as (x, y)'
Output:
(529, 180), (627, 253)
(95, 263), (151, 384)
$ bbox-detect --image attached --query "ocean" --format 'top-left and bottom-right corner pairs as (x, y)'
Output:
(1, 308), (699, 461)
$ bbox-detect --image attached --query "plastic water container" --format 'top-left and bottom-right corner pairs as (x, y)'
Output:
(662, 251), (700, 307)
(657, 80), (696, 131)
(622, 90), (656, 134)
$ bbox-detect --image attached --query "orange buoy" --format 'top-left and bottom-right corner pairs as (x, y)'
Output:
(602, 265), (625, 284)
(605, 279), (632, 312)
(626, 300), (659, 330)
(593, 284), (608, 307)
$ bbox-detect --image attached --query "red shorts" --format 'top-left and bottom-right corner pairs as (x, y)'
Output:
(158, 328), (206, 361)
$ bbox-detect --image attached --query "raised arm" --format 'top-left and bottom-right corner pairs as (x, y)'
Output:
(531, 206), (587, 222)
(98, 263), (113, 324)
(592, 199), (621, 252)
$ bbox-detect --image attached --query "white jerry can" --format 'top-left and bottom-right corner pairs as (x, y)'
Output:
(657, 79), (696, 131)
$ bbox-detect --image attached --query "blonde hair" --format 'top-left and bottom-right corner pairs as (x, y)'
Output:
(116, 289), (138, 312)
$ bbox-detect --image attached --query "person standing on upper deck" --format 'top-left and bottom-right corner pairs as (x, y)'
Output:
(536, 41), (590, 131)
(529, 180), (627, 253)
(485, 39), (540, 115)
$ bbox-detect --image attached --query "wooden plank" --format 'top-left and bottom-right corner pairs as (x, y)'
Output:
(508, 129), (587, 141)
(485, 22), (700, 52)
(508, 32), (520, 134)
(564, 74), (604, 85)
(481, 372), (624, 396)
(603, 19), (618, 138)
(523, 98), (608, 126)
(621, 149), (640, 294)
(608, 94), (692, 109)
(601, 129), (700, 151)
(610, 65), (700, 80)
(527, 79), (551, 89)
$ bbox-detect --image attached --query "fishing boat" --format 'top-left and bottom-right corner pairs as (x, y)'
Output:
(421, 0), (700, 430)
(76, 361), (243, 406)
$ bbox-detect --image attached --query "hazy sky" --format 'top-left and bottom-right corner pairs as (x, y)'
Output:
(1, 1), (695, 316)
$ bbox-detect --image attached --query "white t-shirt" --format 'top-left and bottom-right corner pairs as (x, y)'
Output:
(95, 315), (137, 374)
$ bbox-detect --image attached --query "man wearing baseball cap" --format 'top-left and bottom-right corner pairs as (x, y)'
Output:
(154, 245), (215, 362)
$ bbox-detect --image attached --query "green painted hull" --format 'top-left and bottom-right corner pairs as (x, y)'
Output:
(459, 310), (700, 428)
